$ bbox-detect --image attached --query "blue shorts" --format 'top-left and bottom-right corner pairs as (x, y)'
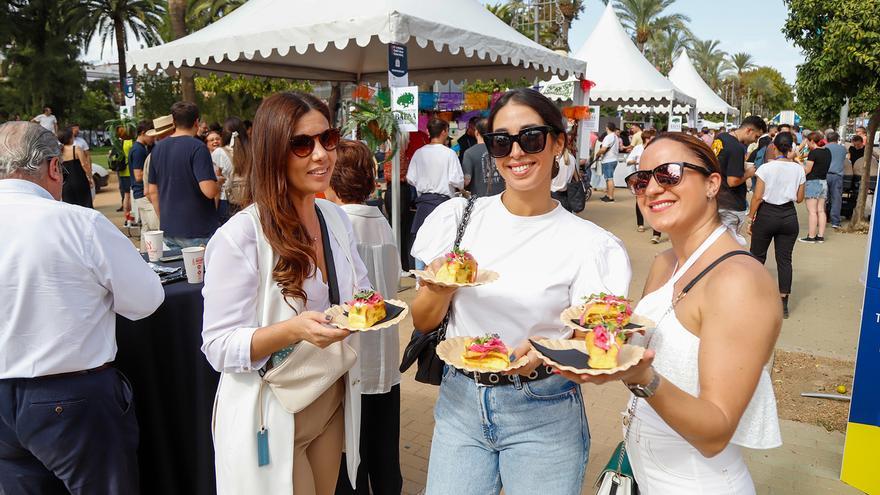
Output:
(601, 161), (617, 180)
(805, 179), (827, 199)
(118, 175), (131, 192)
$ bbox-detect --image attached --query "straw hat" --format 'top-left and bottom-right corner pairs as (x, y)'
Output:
(146, 114), (174, 137)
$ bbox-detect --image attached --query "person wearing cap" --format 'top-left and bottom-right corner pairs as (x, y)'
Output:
(0, 121), (164, 493)
(147, 102), (220, 249)
(131, 117), (165, 250)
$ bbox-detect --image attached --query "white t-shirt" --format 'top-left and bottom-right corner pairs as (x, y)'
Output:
(756, 159), (806, 205)
(74, 136), (89, 151)
(411, 195), (632, 347)
(405, 144), (464, 197)
(33, 114), (57, 132)
(600, 133), (620, 164)
(551, 152), (577, 192)
(211, 147), (234, 201)
(626, 144), (645, 166)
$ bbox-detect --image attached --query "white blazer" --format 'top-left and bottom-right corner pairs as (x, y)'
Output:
(207, 200), (366, 494)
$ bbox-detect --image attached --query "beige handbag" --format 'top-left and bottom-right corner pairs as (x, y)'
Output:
(246, 203), (358, 414)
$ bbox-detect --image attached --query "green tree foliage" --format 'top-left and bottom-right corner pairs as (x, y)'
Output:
(729, 52), (756, 78)
(738, 67), (794, 116)
(647, 27), (691, 74)
(607, 0), (691, 54)
(690, 39), (730, 91)
(68, 81), (118, 129)
(194, 74), (313, 123)
(784, 0), (880, 229)
(73, 0), (164, 87)
(135, 73), (180, 120)
(486, 1), (585, 51)
(0, 0), (87, 119)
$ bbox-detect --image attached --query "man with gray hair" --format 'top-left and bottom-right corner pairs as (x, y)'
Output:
(0, 121), (164, 493)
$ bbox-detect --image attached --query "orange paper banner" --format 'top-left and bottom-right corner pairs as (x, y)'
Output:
(463, 92), (490, 111)
(562, 106), (590, 120)
(353, 84), (375, 100)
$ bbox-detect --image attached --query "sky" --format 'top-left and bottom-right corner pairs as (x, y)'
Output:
(84, 0), (804, 84)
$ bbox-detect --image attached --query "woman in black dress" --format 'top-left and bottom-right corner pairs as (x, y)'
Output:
(57, 128), (93, 208)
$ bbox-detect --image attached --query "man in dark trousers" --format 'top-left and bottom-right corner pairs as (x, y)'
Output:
(0, 121), (164, 494)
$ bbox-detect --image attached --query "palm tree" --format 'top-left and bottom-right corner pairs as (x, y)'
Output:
(166, 0), (195, 102)
(76, 0), (164, 92)
(186, 0), (246, 32)
(690, 38), (731, 91)
(647, 27), (691, 74)
(729, 52), (756, 78)
(609, 0), (691, 54)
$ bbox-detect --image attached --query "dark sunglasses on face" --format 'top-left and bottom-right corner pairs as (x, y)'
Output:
(289, 128), (341, 158)
(624, 162), (712, 196)
(483, 125), (554, 158)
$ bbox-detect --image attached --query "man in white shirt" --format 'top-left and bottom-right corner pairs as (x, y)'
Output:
(0, 122), (165, 494)
(406, 118), (464, 267)
(596, 122), (621, 202)
(30, 106), (57, 134)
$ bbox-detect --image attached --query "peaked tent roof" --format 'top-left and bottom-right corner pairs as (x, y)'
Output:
(570, 3), (694, 107)
(126, 0), (586, 85)
(668, 51), (738, 115)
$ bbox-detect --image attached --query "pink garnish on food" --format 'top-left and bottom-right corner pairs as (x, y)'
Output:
(347, 289), (383, 307)
(466, 334), (507, 358)
(445, 247), (475, 263)
(592, 325), (612, 351)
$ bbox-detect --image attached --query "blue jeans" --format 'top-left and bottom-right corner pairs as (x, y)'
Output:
(601, 161), (617, 181)
(426, 366), (590, 495)
(165, 236), (212, 250)
(826, 173), (843, 226)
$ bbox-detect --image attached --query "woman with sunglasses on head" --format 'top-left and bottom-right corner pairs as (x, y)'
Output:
(560, 132), (782, 493)
(201, 92), (371, 494)
(747, 132), (805, 319)
(410, 89), (631, 495)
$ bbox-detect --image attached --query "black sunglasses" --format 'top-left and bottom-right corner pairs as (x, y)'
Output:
(624, 162), (712, 196)
(289, 128), (341, 158)
(483, 125), (554, 158)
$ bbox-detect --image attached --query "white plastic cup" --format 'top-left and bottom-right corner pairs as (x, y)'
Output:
(143, 230), (164, 261)
(181, 247), (206, 284)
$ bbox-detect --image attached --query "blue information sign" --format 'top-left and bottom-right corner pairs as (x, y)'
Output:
(388, 43), (408, 78)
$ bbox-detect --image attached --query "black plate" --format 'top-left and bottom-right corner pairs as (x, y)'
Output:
(570, 319), (643, 331)
(344, 302), (406, 326)
(530, 339), (592, 370)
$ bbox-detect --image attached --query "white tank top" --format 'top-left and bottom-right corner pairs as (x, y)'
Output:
(630, 226), (782, 449)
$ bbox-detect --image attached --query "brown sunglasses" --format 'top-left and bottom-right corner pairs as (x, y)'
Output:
(290, 128), (341, 158)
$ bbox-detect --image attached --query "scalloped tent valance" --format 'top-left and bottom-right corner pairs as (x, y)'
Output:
(126, 0), (586, 84)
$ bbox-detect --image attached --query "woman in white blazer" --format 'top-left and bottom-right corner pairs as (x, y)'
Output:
(201, 92), (370, 495)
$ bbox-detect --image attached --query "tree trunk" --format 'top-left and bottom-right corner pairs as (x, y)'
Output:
(168, 0), (196, 103)
(328, 82), (341, 126)
(114, 16), (128, 105)
(850, 107), (880, 230)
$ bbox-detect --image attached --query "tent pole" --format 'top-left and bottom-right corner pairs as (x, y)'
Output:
(391, 135), (401, 258)
(668, 105), (674, 131)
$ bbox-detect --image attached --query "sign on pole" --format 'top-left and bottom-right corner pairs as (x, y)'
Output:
(391, 86), (418, 132)
(388, 43), (408, 88)
(387, 42), (409, 254)
(582, 105), (601, 133)
(668, 116), (683, 132)
(123, 75), (136, 116)
(841, 193), (880, 494)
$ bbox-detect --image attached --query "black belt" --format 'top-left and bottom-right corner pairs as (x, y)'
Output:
(459, 364), (555, 386)
(34, 363), (112, 380)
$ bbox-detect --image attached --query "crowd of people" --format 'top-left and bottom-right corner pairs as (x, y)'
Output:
(0, 87), (874, 495)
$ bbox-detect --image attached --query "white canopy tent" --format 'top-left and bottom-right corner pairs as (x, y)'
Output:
(126, 0), (585, 84)
(126, 0), (587, 248)
(623, 51), (738, 125)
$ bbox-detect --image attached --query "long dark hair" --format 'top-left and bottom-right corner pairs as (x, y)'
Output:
(250, 92), (332, 305)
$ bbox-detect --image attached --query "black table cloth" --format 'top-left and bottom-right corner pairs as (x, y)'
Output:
(115, 260), (219, 495)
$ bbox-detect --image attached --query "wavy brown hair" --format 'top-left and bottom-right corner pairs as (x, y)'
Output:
(251, 92), (332, 305)
(331, 139), (375, 204)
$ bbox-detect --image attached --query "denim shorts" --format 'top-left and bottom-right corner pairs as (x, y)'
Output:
(805, 179), (827, 199)
(602, 161), (617, 180)
(425, 365), (590, 495)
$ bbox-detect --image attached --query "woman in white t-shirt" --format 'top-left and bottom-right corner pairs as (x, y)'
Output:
(748, 132), (805, 318)
(411, 89), (631, 495)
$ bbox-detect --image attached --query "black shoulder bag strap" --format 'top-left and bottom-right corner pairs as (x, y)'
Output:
(315, 206), (340, 305)
(434, 196), (478, 340)
(675, 250), (754, 304)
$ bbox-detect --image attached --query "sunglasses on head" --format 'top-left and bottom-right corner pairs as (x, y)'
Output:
(624, 162), (712, 196)
(483, 125), (554, 158)
(289, 128), (340, 158)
